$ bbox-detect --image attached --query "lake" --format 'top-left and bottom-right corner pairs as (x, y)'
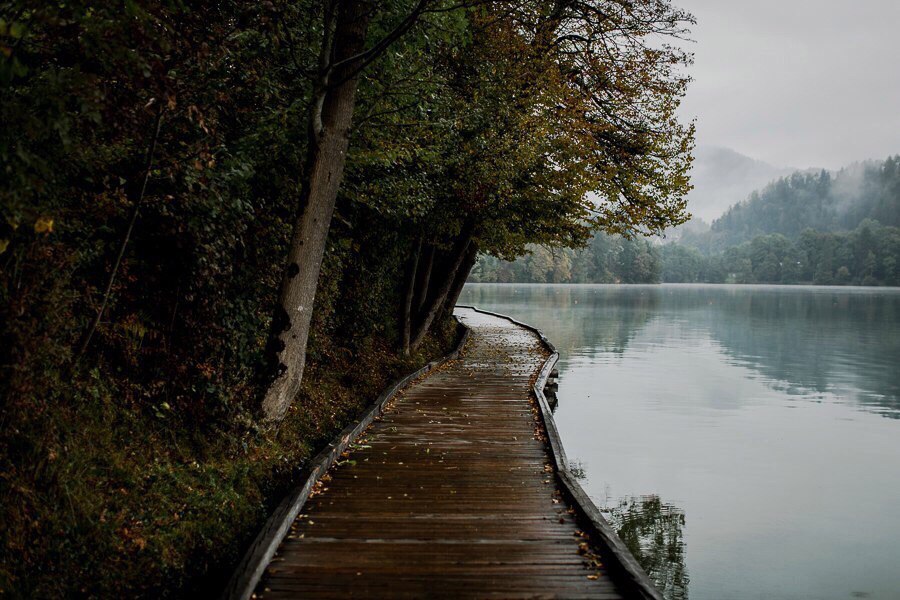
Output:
(458, 283), (900, 600)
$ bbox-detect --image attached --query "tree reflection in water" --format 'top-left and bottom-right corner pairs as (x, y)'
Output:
(603, 495), (689, 600)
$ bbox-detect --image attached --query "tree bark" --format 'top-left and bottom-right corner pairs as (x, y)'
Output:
(262, 1), (371, 421)
(413, 242), (435, 314)
(441, 243), (478, 321)
(409, 233), (473, 351)
(401, 237), (422, 356)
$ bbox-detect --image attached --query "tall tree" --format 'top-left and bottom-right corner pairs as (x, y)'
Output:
(263, 0), (434, 420)
(351, 0), (694, 352)
(265, 0), (695, 418)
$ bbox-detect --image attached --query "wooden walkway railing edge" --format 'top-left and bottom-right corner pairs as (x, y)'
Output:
(457, 305), (665, 600)
(219, 323), (471, 600)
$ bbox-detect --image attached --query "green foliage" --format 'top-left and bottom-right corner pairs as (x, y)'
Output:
(0, 1), (455, 595)
(605, 495), (688, 600)
(348, 2), (694, 261)
(0, 0), (694, 595)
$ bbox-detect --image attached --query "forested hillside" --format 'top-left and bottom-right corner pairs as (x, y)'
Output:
(662, 156), (900, 285)
(662, 221), (900, 285)
(681, 156), (900, 252)
(0, 1), (693, 596)
(481, 156), (900, 287)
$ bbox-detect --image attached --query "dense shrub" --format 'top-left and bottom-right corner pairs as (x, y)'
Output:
(0, 3), (455, 595)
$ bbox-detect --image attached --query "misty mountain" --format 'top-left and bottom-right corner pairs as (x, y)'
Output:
(658, 156), (900, 287)
(685, 146), (795, 223)
(681, 156), (900, 252)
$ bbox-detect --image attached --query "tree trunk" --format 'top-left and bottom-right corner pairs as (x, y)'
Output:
(441, 243), (478, 321)
(413, 243), (435, 314)
(262, 2), (371, 421)
(409, 233), (473, 351)
(401, 237), (422, 356)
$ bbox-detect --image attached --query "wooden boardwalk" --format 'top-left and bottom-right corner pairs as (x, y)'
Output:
(252, 309), (628, 599)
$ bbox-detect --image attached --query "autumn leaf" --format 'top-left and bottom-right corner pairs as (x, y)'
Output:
(34, 216), (54, 234)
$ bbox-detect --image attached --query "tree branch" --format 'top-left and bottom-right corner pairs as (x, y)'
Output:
(74, 106), (164, 364)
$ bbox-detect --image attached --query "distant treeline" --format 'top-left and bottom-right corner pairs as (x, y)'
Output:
(662, 221), (900, 285)
(668, 155), (900, 285)
(470, 234), (661, 284)
(473, 156), (900, 287)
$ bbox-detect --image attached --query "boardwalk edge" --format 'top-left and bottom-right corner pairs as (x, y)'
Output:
(457, 305), (665, 600)
(220, 321), (471, 600)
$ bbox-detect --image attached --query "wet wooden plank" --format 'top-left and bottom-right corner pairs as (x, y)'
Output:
(461, 307), (664, 600)
(248, 309), (627, 599)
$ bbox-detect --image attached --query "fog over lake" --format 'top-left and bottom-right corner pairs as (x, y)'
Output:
(460, 283), (900, 600)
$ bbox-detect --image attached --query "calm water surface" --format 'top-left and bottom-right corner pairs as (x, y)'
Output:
(458, 284), (900, 600)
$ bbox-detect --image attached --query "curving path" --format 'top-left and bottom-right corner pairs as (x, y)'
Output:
(252, 309), (625, 599)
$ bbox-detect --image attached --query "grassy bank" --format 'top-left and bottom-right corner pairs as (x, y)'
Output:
(0, 322), (457, 598)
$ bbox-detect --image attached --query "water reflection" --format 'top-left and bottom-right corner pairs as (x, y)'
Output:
(462, 284), (659, 359)
(462, 284), (900, 418)
(604, 496), (689, 600)
(458, 284), (900, 600)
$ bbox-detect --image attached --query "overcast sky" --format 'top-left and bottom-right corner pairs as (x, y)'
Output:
(676, 0), (900, 169)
